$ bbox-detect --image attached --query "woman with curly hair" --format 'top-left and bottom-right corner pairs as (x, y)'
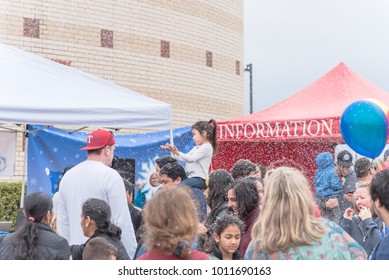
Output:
(138, 187), (214, 260)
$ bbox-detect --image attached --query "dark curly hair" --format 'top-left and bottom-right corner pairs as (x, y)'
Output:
(231, 159), (256, 181)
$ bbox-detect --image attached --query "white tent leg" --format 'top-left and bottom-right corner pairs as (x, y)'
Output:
(169, 128), (175, 157)
(20, 125), (28, 208)
(170, 128), (174, 145)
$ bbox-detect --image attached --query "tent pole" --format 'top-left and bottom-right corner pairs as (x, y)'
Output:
(20, 125), (28, 208)
(170, 128), (174, 145)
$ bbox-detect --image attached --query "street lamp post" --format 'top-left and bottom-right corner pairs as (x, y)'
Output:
(244, 63), (253, 114)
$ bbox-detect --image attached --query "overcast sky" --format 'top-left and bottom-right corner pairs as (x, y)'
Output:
(244, 0), (389, 115)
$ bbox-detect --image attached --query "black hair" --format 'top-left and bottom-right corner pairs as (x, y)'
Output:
(123, 178), (136, 197)
(155, 156), (177, 169)
(370, 169), (389, 211)
(354, 157), (372, 179)
(192, 119), (219, 155)
(201, 213), (245, 254)
(234, 177), (259, 219)
(203, 169), (233, 233)
(206, 169), (233, 211)
(225, 182), (237, 215)
(213, 214), (245, 236)
(12, 192), (53, 259)
(231, 159), (256, 181)
(256, 163), (267, 180)
(245, 175), (264, 186)
(82, 198), (122, 240)
(226, 181), (235, 191)
(159, 163), (187, 181)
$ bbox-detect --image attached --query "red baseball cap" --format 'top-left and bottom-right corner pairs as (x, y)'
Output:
(80, 129), (115, 151)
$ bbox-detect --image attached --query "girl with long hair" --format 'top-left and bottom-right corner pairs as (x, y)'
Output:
(161, 119), (218, 190)
(210, 214), (244, 260)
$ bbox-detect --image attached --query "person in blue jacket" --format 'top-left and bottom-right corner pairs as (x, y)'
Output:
(314, 152), (343, 224)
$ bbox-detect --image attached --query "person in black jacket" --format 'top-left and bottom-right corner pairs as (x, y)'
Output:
(124, 179), (142, 241)
(70, 198), (130, 260)
(0, 192), (70, 260)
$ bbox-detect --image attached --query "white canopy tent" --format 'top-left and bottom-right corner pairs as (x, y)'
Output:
(0, 43), (172, 129)
(0, 43), (172, 207)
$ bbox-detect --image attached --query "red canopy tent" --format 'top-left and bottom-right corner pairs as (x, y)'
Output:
(214, 62), (389, 183)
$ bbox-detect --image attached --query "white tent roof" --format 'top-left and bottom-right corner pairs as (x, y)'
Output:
(0, 43), (172, 130)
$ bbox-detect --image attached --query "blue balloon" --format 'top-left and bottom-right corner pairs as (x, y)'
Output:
(340, 100), (388, 159)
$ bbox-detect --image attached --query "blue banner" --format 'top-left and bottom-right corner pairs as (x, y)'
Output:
(27, 125), (193, 195)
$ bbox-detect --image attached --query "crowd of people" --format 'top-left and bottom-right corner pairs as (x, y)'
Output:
(0, 119), (388, 260)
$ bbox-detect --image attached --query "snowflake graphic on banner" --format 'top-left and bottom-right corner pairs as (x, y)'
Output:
(30, 177), (37, 185)
(137, 156), (158, 185)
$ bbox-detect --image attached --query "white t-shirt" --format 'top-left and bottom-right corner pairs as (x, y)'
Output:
(57, 160), (136, 258)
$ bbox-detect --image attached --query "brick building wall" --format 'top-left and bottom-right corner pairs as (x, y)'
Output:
(0, 0), (244, 181)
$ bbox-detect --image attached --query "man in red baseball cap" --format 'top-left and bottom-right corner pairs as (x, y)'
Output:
(80, 129), (115, 166)
(81, 129), (115, 151)
(57, 129), (137, 258)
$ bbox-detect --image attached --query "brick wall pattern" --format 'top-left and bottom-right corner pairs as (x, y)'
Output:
(0, 0), (244, 181)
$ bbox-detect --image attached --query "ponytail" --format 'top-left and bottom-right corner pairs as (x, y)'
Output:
(12, 192), (52, 259)
(208, 119), (219, 155)
(12, 221), (39, 260)
(99, 222), (122, 240)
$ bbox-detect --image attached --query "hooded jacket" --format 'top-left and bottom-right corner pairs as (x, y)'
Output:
(314, 152), (343, 197)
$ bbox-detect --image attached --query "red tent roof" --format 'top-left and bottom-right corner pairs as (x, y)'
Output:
(218, 62), (389, 141)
